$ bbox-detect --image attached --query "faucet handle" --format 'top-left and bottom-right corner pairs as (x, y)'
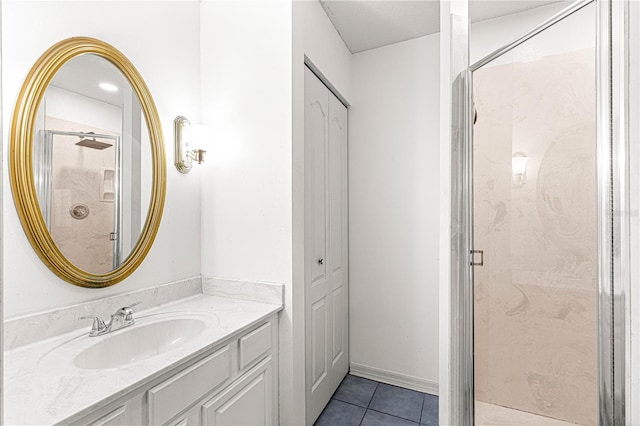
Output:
(119, 302), (142, 321)
(78, 315), (108, 334)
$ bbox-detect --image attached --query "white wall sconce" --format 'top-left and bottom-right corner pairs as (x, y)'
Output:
(512, 152), (530, 187)
(174, 116), (206, 173)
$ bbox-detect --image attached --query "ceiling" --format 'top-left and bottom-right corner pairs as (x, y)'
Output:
(319, 0), (569, 53)
(51, 54), (128, 107)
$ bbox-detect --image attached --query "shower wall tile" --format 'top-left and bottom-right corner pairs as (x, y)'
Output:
(487, 285), (597, 423)
(473, 48), (596, 425)
(47, 117), (119, 274)
(475, 401), (577, 426)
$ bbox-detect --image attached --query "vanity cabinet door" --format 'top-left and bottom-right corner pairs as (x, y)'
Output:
(167, 404), (200, 426)
(88, 406), (127, 426)
(80, 393), (143, 426)
(148, 346), (231, 425)
(201, 358), (273, 426)
(238, 321), (272, 372)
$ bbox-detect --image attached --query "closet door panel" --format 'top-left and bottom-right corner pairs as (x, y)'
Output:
(304, 66), (349, 424)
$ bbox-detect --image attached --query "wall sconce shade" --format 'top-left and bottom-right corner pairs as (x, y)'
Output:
(512, 152), (530, 187)
(174, 116), (206, 173)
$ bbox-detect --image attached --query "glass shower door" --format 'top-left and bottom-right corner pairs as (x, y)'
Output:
(471, 3), (597, 425)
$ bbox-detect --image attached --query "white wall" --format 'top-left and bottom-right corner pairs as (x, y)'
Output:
(198, 1), (293, 423)
(199, 2), (291, 283)
(291, 2), (352, 423)
(349, 34), (440, 393)
(2, 1), (202, 318)
(293, 1), (353, 101)
(46, 86), (122, 133)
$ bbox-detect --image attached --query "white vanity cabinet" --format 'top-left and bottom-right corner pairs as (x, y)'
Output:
(75, 315), (278, 426)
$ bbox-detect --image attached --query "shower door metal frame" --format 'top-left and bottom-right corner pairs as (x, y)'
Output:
(457, 0), (628, 423)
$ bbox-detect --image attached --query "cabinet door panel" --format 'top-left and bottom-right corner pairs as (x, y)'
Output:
(202, 358), (273, 426)
(166, 404), (200, 426)
(88, 406), (126, 426)
(239, 322), (271, 371)
(327, 92), (349, 380)
(81, 393), (143, 426)
(148, 346), (231, 425)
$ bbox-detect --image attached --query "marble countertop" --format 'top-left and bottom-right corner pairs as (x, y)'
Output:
(4, 294), (282, 426)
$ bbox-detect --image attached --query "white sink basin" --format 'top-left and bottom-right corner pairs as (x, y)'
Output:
(73, 318), (206, 370)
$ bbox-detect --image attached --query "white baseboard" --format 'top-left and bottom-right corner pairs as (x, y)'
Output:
(349, 362), (439, 396)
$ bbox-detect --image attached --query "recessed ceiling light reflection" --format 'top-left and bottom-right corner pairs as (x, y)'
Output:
(99, 82), (119, 92)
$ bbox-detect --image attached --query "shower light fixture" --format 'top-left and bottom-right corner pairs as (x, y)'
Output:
(174, 116), (206, 173)
(98, 82), (119, 92)
(512, 152), (530, 187)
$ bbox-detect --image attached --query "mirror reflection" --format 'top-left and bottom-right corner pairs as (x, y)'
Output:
(33, 54), (152, 274)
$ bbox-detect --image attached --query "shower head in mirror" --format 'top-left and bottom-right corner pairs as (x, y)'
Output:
(75, 132), (113, 150)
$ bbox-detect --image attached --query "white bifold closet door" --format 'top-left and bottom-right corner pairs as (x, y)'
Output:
(304, 66), (349, 425)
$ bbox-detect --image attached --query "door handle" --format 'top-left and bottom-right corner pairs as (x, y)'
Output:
(318, 258), (324, 265)
(471, 250), (484, 266)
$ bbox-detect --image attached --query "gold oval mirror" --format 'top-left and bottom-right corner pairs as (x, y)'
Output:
(10, 37), (166, 288)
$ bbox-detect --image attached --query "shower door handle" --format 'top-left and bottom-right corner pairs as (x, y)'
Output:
(471, 250), (484, 266)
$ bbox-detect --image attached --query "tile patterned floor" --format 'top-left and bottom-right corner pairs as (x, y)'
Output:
(314, 375), (438, 426)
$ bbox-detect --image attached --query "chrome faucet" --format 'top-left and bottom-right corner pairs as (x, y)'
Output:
(79, 302), (141, 337)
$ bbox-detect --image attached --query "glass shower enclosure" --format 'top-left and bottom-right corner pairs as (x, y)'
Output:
(34, 128), (123, 273)
(457, 0), (627, 424)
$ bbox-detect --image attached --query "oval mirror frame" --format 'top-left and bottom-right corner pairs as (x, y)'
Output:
(10, 37), (166, 288)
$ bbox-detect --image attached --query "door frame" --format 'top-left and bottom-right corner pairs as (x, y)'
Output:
(455, 0), (628, 423)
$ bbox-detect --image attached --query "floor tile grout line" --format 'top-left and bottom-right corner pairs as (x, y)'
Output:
(419, 393), (425, 424)
(360, 381), (378, 426)
(368, 381), (424, 424)
(367, 382), (379, 409)
(332, 395), (370, 409)
(358, 408), (365, 426)
(366, 407), (422, 425)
